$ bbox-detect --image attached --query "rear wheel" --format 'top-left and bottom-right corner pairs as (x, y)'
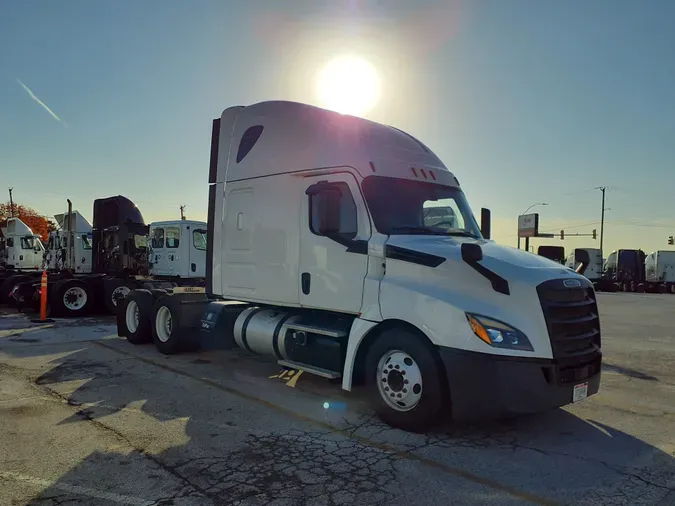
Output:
(52, 279), (94, 317)
(0, 275), (32, 304)
(103, 278), (135, 314)
(123, 290), (155, 344)
(364, 328), (447, 432)
(152, 296), (183, 355)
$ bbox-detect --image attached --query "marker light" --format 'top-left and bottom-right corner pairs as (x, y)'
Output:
(465, 313), (534, 351)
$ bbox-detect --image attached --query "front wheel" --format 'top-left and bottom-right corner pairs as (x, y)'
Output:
(364, 328), (447, 432)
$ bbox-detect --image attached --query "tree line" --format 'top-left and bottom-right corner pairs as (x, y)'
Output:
(0, 202), (57, 242)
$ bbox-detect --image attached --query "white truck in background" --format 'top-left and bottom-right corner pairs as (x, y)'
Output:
(644, 250), (675, 294)
(118, 100), (602, 431)
(0, 217), (45, 272)
(44, 209), (93, 274)
(566, 248), (603, 284)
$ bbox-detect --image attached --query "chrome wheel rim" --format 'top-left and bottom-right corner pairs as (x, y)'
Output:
(126, 300), (140, 333)
(155, 306), (172, 343)
(376, 350), (423, 412)
(63, 287), (87, 311)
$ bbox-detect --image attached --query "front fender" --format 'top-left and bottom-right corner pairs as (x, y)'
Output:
(378, 270), (553, 359)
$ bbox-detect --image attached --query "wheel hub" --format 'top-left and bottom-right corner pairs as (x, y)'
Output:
(377, 350), (424, 412)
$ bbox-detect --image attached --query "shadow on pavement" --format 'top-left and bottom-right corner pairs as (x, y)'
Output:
(0, 333), (669, 506)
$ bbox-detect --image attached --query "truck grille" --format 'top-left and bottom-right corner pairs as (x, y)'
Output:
(536, 278), (601, 382)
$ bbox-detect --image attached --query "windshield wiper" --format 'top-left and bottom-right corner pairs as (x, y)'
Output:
(445, 230), (479, 238)
(390, 225), (447, 235)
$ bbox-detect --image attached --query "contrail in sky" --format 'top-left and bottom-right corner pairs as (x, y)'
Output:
(16, 78), (67, 126)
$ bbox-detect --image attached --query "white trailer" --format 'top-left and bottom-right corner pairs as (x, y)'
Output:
(644, 250), (675, 293)
(118, 100), (602, 431)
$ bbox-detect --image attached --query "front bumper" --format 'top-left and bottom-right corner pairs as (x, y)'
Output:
(438, 347), (601, 421)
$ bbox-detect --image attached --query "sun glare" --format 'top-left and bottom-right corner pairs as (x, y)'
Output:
(315, 55), (381, 117)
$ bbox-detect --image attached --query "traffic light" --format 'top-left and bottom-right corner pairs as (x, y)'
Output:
(560, 230), (564, 240)
(669, 236), (674, 245)
(592, 229), (597, 240)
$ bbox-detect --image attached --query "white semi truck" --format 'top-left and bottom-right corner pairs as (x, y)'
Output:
(0, 217), (45, 271)
(566, 248), (603, 284)
(118, 100), (602, 431)
(643, 250), (675, 293)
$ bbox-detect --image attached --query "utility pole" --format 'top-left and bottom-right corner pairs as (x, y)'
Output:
(180, 205), (186, 220)
(596, 186), (606, 251)
(8, 187), (15, 217)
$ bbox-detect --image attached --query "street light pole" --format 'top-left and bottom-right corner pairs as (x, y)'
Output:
(518, 202), (548, 250)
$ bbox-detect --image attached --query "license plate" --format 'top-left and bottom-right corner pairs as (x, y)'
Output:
(573, 382), (588, 402)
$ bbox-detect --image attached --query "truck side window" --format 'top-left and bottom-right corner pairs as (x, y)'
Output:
(237, 125), (264, 163)
(82, 234), (93, 250)
(309, 182), (358, 239)
(7, 238), (13, 247)
(165, 227), (180, 248)
(151, 228), (165, 249)
(193, 230), (207, 251)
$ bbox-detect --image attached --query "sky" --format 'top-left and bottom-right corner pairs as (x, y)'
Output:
(1, 0), (674, 256)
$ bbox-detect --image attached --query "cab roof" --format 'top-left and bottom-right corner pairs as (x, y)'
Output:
(215, 100), (459, 187)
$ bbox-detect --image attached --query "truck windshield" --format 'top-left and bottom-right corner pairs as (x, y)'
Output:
(82, 234), (93, 249)
(20, 236), (36, 249)
(361, 175), (482, 237)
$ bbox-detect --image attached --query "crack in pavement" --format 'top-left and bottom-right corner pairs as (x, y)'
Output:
(93, 341), (558, 505)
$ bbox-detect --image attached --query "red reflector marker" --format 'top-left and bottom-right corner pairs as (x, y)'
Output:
(430, 170), (436, 180)
(369, 161), (376, 172)
(411, 167), (418, 177)
(420, 168), (427, 179)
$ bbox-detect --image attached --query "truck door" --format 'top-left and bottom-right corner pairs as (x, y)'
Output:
(150, 227), (167, 275)
(165, 225), (181, 276)
(299, 173), (370, 314)
(189, 226), (207, 278)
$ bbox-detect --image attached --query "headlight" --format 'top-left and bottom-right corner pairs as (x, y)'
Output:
(465, 313), (534, 351)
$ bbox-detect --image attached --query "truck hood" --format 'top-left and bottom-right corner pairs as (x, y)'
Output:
(387, 235), (577, 285)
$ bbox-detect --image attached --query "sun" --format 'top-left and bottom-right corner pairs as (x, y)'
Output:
(315, 55), (381, 117)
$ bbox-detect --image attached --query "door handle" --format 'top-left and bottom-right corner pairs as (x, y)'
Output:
(301, 272), (311, 295)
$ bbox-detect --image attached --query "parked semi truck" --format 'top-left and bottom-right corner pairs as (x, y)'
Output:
(117, 100), (602, 431)
(0, 217), (46, 303)
(566, 248), (603, 285)
(0, 217), (45, 273)
(597, 249), (646, 292)
(3, 196), (208, 316)
(642, 250), (675, 293)
(537, 245), (566, 264)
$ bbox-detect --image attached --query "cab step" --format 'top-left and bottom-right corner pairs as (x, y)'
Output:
(278, 359), (342, 379)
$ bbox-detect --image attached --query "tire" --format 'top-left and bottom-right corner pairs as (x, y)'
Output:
(122, 290), (155, 345)
(4, 275), (32, 307)
(151, 294), (206, 355)
(151, 295), (183, 355)
(658, 284), (667, 294)
(364, 328), (447, 432)
(670, 285), (675, 295)
(103, 278), (135, 315)
(635, 283), (645, 293)
(0, 275), (32, 304)
(51, 279), (94, 317)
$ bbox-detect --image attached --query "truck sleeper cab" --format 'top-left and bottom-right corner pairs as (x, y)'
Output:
(122, 101), (602, 432)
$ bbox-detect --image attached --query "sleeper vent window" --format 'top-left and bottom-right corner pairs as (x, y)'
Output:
(236, 125), (264, 163)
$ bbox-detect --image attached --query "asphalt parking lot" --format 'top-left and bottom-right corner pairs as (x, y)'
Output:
(1, 293), (674, 506)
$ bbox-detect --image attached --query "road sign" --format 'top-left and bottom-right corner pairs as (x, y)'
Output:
(518, 213), (539, 238)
